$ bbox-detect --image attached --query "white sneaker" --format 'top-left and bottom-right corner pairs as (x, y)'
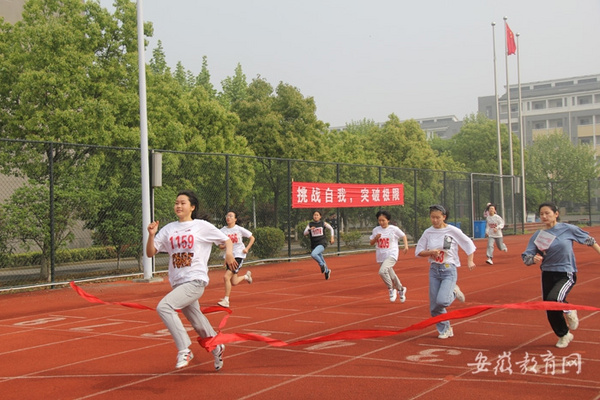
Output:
(388, 288), (397, 302)
(502, 245), (508, 252)
(565, 310), (579, 330)
(217, 298), (230, 308)
(438, 327), (454, 339)
(486, 258), (493, 265)
(175, 349), (194, 369)
(245, 270), (253, 284)
(454, 285), (465, 302)
(398, 287), (407, 303)
(556, 332), (574, 348)
(213, 344), (225, 371)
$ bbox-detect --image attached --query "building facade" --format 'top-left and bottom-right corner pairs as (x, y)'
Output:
(479, 74), (600, 152)
(0, 0), (26, 24)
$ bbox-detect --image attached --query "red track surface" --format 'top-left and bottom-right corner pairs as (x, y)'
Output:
(1, 228), (600, 400)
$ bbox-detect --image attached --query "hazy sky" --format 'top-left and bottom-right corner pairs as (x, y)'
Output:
(99, 0), (600, 127)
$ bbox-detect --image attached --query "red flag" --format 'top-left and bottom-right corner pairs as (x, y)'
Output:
(506, 23), (516, 55)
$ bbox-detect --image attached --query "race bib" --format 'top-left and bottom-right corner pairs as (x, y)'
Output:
(534, 230), (556, 251)
(431, 250), (445, 264)
(311, 226), (324, 237)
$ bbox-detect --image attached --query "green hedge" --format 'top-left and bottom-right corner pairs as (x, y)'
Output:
(341, 230), (363, 248)
(252, 227), (285, 258)
(0, 246), (140, 269)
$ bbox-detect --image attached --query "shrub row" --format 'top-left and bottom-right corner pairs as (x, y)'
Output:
(2, 226), (366, 269)
(0, 246), (140, 269)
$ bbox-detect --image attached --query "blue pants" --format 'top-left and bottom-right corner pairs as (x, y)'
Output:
(429, 263), (458, 334)
(311, 245), (328, 272)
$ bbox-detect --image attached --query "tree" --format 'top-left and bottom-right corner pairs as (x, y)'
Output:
(149, 40), (169, 75)
(196, 55), (216, 98)
(219, 63), (248, 109)
(446, 113), (518, 174)
(234, 78), (327, 227)
(323, 120), (380, 232)
(525, 130), (599, 208)
(0, 0), (149, 278)
(174, 61), (195, 91)
(3, 184), (79, 281)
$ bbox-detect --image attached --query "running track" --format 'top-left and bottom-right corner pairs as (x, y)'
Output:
(1, 228), (600, 400)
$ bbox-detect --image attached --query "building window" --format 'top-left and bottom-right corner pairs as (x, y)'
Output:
(534, 84), (552, 90)
(532, 100), (546, 110)
(510, 104), (518, 113)
(555, 81), (574, 87)
(578, 95), (593, 105)
(579, 117), (592, 125)
(579, 137), (592, 145)
(485, 106), (492, 118)
(534, 121), (546, 129)
(578, 78), (597, 84)
(549, 119), (563, 128)
(595, 94), (600, 103)
(548, 98), (563, 108)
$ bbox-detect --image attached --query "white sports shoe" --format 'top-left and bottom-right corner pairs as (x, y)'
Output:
(245, 270), (253, 284)
(388, 288), (397, 302)
(217, 298), (230, 308)
(213, 344), (225, 371)
(398, 287), (407, 303)
(556, 332), (574, 348)
(175, 349), (194, 369)
(502, 245), (508, 252)
(454, 285), (465, 302)
(565, 310), (579, 330)
(486, 258), (493, 265)
(438, 327), (454, 339)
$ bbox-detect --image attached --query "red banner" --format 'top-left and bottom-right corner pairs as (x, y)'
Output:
(292, 182), (404, 209)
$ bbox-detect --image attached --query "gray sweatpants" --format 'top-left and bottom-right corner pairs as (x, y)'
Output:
(378, 257), (403, 290)
(486, 236), (507, 259)
(156, 280), (217, 351)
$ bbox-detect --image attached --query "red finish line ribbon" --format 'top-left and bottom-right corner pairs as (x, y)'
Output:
(69, 282), (598, 353)
(198, 301), (600, 351)
(69, 281), (232, 327)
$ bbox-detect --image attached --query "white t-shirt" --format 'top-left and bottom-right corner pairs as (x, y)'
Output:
(220, 225), (253, 259)
(154, 219), (228, 287)
(370, 225), (406, 263)
(485, 214), (505, 238)
(415, 225), (476, 267)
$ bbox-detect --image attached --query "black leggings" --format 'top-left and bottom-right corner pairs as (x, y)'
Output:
(541, 270), (576, 337)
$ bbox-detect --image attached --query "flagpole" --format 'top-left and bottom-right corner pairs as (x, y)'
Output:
(137, 0), (152, 280)
(517, 32), (526, 225)
(504, 17), (514, 177)
(504, 16), (515, 227)
(492, 22), (505, 218)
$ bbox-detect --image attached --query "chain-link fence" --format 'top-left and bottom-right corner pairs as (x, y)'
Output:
(1, 138), (597, 290)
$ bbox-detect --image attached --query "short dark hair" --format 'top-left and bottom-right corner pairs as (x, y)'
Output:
(429, 204), (449, 219)
(538, 202), (558, 214)
(226, 210), (238, 218)
(539, 202), (560, 221)
(376, 210), (392, 221)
